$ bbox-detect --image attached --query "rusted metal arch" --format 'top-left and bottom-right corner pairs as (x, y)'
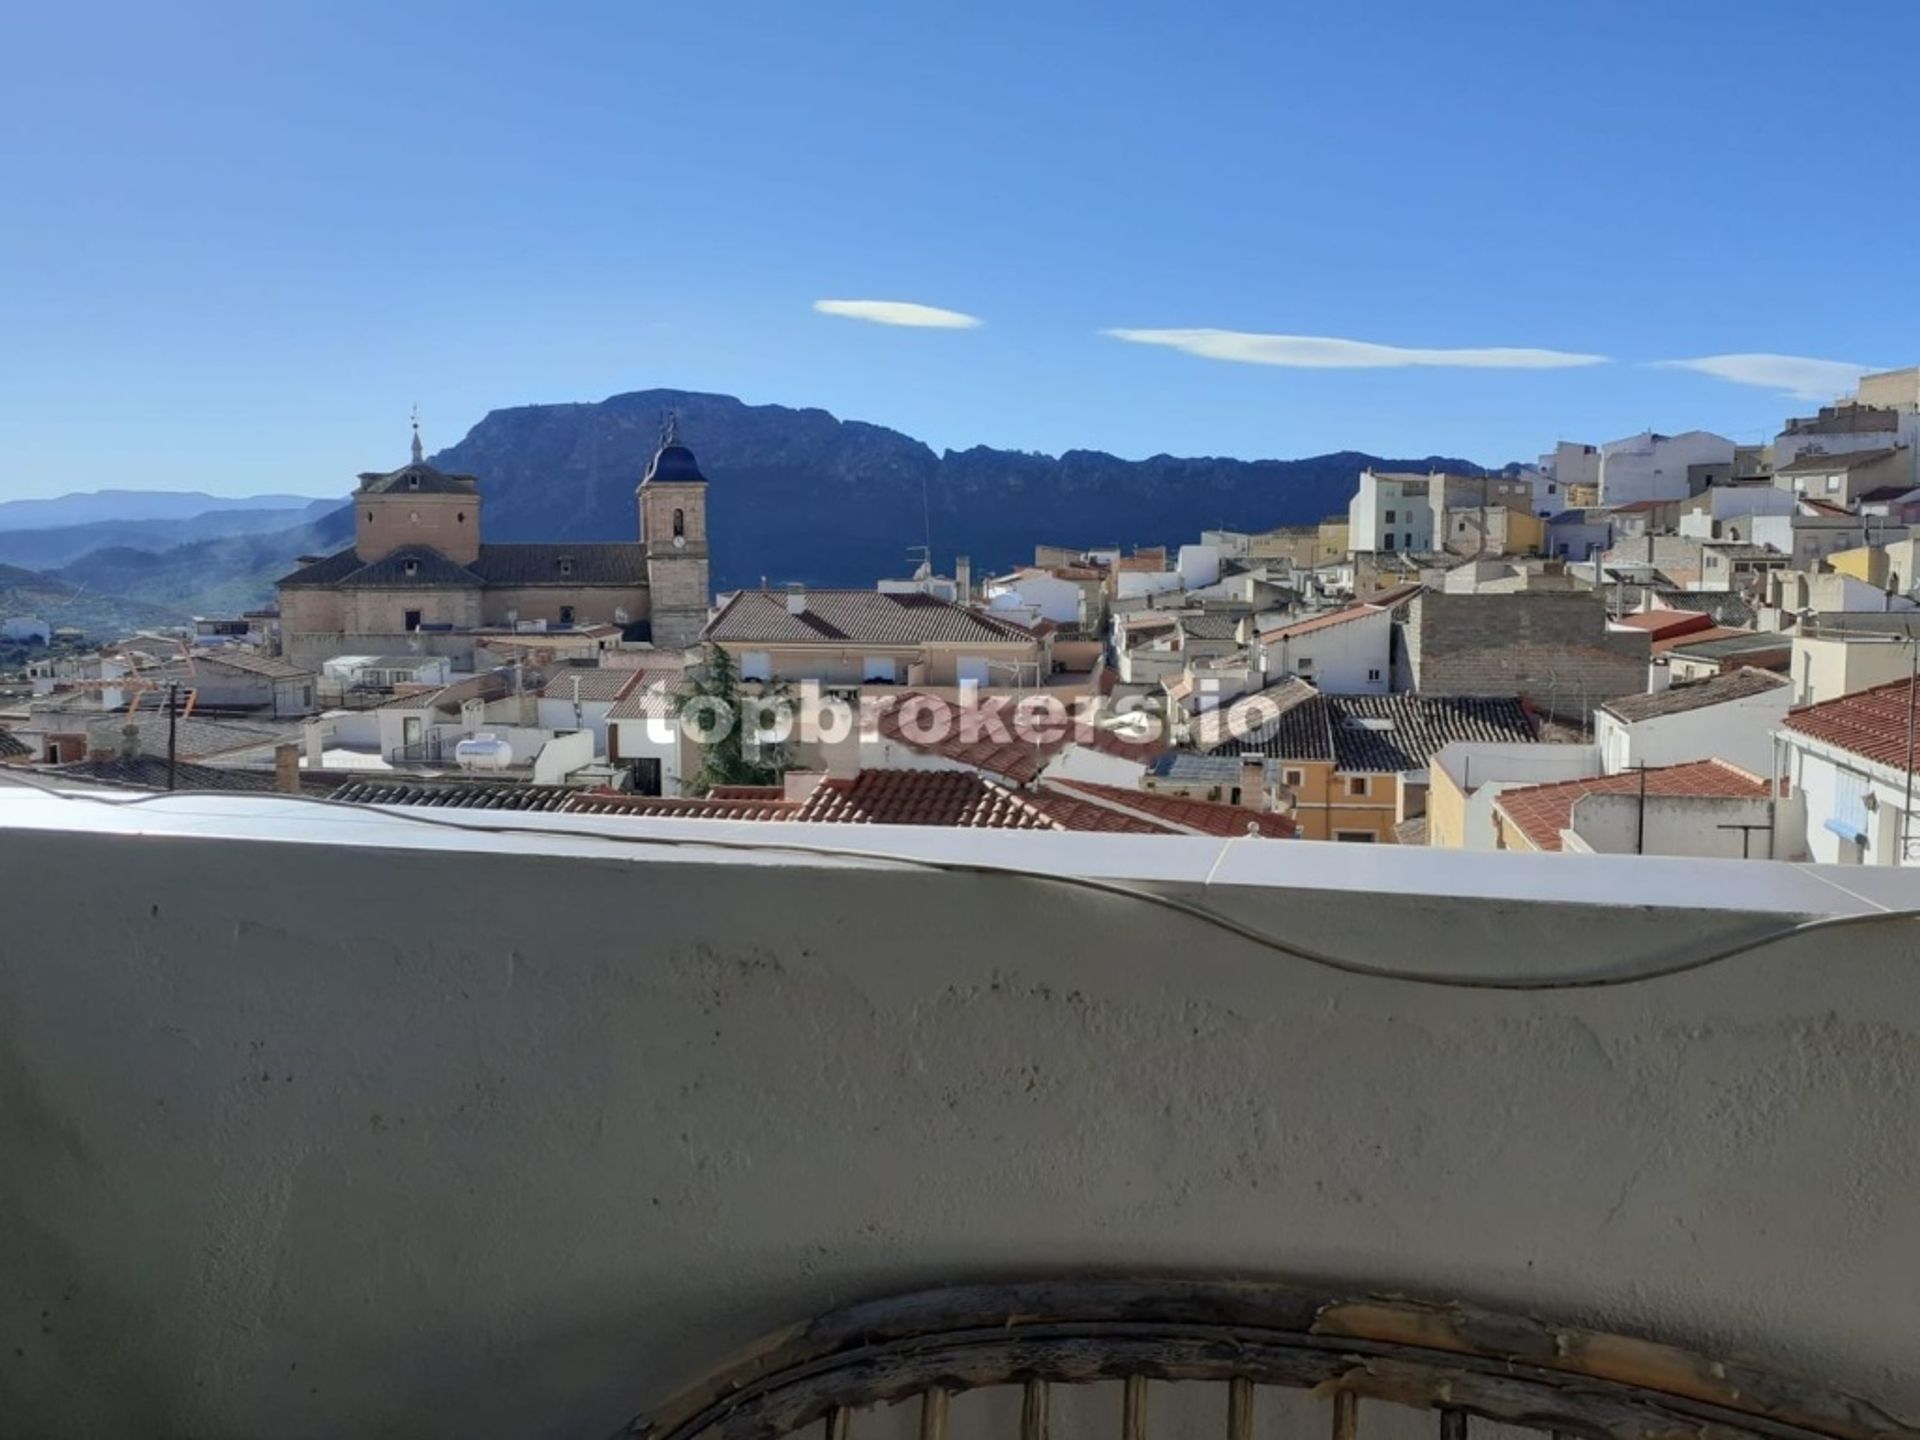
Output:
(621, 1281), (1917, 1440)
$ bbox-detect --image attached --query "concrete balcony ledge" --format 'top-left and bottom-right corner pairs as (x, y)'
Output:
(2, 788), (1918, 1437)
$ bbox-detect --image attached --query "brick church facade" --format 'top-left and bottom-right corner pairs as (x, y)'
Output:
(278, 421), (712, 663)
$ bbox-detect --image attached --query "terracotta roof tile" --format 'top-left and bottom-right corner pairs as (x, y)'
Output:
(1255, 604), (1383, 644)
(1039, 779), (1296, 837)
(537, 669), (642, 703)
(1492, 758), (1769, 852)
(792, 770), (1057, 828)
(706, 589), (1035, 645)
(1599, 668), (1788, 723)
(1782, 678), (1920, 773)
(1611, 610), (1715, 641)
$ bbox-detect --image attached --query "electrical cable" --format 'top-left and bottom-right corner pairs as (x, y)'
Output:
(1, 771), (1915, 992)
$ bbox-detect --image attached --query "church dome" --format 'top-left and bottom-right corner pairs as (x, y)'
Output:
(642, 442), (707, 486)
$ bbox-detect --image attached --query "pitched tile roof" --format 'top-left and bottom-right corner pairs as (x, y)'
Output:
(1326, 694), (1537, 773)
(356, 460), (479, 495)
(1038, 778), (1296, 837)
(561, 792), (802, 821)
(192, 650), (315, 680)
(1782, 678), (1920, 773)
(1776, 447), (1902, 473)
(537, 669), (642, 703)
(328, 780), (581, 812)
(0, 729), (30, 759)
(373, 672), (512, 713)
(869, 692), (1072, 784)
(1599, 668), (1788, 723)
(469, 543), (648, 587)
(1194, 680), (1333, 761)
(793, 770), (1058, 828)
(334, 546), (484, 590)
(278, 541), (648, 590)
(706, 784), (787, 800)
(1256, 604), (1383, 644)
(1492, 758), (1769, 852)
(705, 589), (1035, 645)
(80, 713), (294, 760)
(603, 676), (686, 721)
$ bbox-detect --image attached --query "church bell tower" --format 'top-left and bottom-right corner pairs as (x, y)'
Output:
(638, 413), (711, 649)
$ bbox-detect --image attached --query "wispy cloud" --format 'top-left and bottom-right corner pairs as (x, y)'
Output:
(1652, 353), (1875, 402)
(1102, 327), (1608, 370)
(814, 299), (983, 329)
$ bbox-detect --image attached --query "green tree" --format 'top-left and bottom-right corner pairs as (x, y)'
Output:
(671, 643), (791, 795)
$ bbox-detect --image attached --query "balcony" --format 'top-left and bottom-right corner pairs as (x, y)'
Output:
(0, 789), (1916, 1437)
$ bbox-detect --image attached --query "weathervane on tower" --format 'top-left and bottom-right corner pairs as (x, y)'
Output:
(660, 409), (680, 449)
(410, 404), (424, 465)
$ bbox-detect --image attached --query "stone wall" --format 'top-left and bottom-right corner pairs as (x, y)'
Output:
(356, 491), (480, 565)
(1405, 591), (1650, 719)
(480, 584), (649, 629)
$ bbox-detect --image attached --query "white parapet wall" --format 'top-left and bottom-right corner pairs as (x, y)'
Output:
(0, 790), (1918, 1436)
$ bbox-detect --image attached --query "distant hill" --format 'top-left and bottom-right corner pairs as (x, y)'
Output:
(0, 562), (186, 636)
(0, 499), (341, 571)
(0, 489), (331, 532)
(53, 505), (353, 618)
(438, 388), (1484, 589)
(29, 388), (1484, 619)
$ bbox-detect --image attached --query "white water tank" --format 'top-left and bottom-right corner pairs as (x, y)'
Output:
(454, 733), (514, 770)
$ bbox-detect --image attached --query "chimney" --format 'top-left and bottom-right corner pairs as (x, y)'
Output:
(274, 742), (301, 794)
(1648, 662), (1672, 694)
(119, 722), (142, 762)
(783, 769), (828, 803)
(304, 720), (327, 770)
(785, 583), (807, 616)
(955, 555), (972, 602)
(1239, 757), (1269, 811)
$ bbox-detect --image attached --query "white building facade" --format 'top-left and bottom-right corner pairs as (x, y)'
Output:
(1347, 471), (1433, 554)
(1597, 430), (1737, 506)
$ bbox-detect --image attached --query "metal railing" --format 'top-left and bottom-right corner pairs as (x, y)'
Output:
(620, 1281), (1914, 1440)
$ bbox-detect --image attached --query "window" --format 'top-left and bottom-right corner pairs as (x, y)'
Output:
(1296, 656), (1313, 670)
(559, 558), (574, 576)
(407, 475), (419, 490)
(1403, 533), (1413, 548)
(404, 610), (423, 632)
(457, 511), (466, 523)
(559, 605), (575, 625)
(672, 507), (686, 538)
(863, 654), (897, 683)
(1826, 476), (1840, 493)
(1382, 535), (1395, 551)
(1367, 668), (1382, 681)
(740, 651), (772, 681)
(1334, 829), (1377, 842)
(1547, 482), (1557, 494)
(1283, 768), (1303, 787)
(1384, 509), (1396, 523)
(365, 510), (374, 522)
(403, 559), (419, 577)
(1346, 775), (1368, 797)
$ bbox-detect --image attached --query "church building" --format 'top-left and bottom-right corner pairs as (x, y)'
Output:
(277, 419), (712, 664)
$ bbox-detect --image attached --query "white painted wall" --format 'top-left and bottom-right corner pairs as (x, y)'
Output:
(1347, 472), (1432, 553)
(1114, 570), (1184, 601)
(2, 801), (1918, 1436)
(1593, 686), (1791, 776)
(531, 727), (596, 785)
(1038, 741), (1151, 788)
(1598, 430), (1736, 506)
(1176, 545), (1221, 590)
(1563, 792), (1777, 858)
(1785, 733), (1916, 865)
(984, 571), (1082, 626)
(1256, 608), (1391, 694)
(536, 694), (619, 751)
(609, 714), (686, 794)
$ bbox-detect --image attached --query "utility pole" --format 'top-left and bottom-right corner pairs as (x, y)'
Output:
(1635, 760), (1648, 855)
(166, 683), (179, 792)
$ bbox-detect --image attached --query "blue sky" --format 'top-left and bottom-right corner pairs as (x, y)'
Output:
(4, 1), (1917, 499)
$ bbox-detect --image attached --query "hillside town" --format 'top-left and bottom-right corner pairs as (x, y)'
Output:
(7, 371), (1920, 864)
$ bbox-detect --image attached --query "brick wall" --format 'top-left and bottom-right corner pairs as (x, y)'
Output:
(1404, 592), (1650, 720)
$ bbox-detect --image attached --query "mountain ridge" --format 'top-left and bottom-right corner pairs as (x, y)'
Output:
(24, 388), (1488, 618)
